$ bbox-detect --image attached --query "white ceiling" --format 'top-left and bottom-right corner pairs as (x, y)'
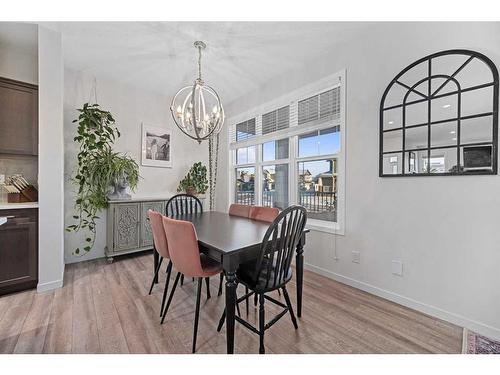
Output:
(41, 22), (370, 102)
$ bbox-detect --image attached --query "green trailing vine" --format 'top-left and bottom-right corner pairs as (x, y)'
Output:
(66, 103), (139, 255)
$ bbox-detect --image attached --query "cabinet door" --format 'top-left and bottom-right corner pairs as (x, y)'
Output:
(113, 203), (140, 252)
(0, 79), (38, 155)
(140, 201), (165, 247)
(0, 220), (37, 288)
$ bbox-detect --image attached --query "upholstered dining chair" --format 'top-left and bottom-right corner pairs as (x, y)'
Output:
(166, 193), (221, 296)
(161, 216), (223, 353)
(249, 206), (280, 223)
(228, 203), (252, 218)
(217, 205), (307, 354)
(147, 210), (173, 318)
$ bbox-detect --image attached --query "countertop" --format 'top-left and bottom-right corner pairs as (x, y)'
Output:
(0, 202), (39, 210)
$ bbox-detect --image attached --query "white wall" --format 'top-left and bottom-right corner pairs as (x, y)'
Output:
(38, 26), (65, 292)
(64, 69), (209, 263)
(220, 22), (500, 339)
(0, 44), (37, 84)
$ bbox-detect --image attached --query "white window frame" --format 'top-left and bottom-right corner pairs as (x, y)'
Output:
(227, 70), (346, 235)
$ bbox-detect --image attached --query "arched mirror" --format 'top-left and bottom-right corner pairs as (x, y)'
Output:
(380, 49), (499, 176)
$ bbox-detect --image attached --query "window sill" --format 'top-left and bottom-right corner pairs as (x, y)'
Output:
(305, 219), (344, 235)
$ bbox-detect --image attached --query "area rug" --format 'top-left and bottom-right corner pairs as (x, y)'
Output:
(463, 329), (500, 354)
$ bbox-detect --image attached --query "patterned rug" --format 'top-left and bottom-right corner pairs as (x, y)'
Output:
(463, 329), (500, 354)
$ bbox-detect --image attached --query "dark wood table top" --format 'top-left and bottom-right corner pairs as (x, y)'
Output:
(174, 211), (272, 255)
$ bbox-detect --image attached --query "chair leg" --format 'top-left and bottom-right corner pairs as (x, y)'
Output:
(205, 277), (211, 299)
(245, 286), (249, 315)
(181, 274), (184, 286)
(192, 277), (203, 353)
(161, 272), (181, 324)
(282, 287), (298, 329)
(159, 261), (173, 316)
(218, 273), (223, 296)
(217, 308), (226, 332)
(236, 299), (241, 317)
(259, 293), (265, 354)
(254, 292), (258, 307)
(148, 256), (163, 295)
(277, 289), (281, 297)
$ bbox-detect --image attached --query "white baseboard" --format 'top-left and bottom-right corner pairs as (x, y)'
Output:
(304, 262), (500, 341)
(37, 278), (64, 293)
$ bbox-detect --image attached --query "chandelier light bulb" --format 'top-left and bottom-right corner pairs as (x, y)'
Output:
(170, 41), (224, 143)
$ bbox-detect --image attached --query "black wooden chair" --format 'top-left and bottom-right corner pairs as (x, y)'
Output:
(217, 205), (307, 354)
(165, 193), (223, 297)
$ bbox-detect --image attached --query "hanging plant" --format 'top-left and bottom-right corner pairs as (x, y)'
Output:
(208, 133), (220, 210)
(66, 103), (139, 255)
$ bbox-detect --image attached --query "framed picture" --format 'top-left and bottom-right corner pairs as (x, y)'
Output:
(141, 124), (172, 168)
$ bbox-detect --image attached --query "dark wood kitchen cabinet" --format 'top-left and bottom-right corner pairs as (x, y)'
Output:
(0, 208), (38, 295)
(0, 77), (38, 156)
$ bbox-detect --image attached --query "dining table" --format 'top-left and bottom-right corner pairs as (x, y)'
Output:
(152, 210), (308, 354)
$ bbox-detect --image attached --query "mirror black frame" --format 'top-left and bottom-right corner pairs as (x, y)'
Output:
(379, 49), (499, 177)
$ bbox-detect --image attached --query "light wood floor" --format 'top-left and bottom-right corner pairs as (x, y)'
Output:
(0, 252), (463, 354)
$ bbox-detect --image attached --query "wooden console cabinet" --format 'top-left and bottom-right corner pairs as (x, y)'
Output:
(106, 198), (168, 262)
(0, 208), (38, 295)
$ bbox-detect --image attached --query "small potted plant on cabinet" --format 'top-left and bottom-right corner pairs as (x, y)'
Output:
(177, 162), (208, 196)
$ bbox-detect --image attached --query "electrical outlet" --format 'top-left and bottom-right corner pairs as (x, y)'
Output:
(352, 251), (360, 264)
(391, 260), (403, 276)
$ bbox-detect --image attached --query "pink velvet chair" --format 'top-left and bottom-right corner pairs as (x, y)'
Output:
(161, 216), (223, 353)
(147, 210), (174, 317)
(249, 206), (280, 223)
(229, 203), (252, 218)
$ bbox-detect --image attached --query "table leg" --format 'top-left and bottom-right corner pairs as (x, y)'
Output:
(153, 247), (159, 284)
(295, 234), (305, 318)
(225, 270), (238, 354)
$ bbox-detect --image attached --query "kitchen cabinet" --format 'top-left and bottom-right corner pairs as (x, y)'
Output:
(0, 77), (38, 156)
(0, 208), (38, 295)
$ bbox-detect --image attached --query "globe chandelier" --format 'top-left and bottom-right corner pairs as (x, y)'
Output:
(170, 41), (224, 143)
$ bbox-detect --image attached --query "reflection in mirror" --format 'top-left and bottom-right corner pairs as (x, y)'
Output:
(383, 84), (407, 108)
(430, 121), (458, 148)
(383, 107), (402, 130)
(461, 86), (493, 117)
(454, 57), (494, 89)
(405, 150), (428, 174)
(461, 116), (493, 144)
(431, 55), (469, 93)
(405, 125), (428, 150)
(431, 94), (458, 122)
(461, 145), (493, 172)
(428, 148), (457, 173)
(405, 101), (427, 126)
(382, 153), (402, 175)
(383, 130), (402, 153)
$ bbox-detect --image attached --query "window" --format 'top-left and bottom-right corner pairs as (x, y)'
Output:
(229, 71), (345, 233)
(236, 146), (256, 164)
(298, 159), (336, 222)
(263, 138), (289, 161)
(235, 167), (255, 205)
(298, 127), (340, 157)
(236, 118), (256, 141)
(262, 164), (289, 210)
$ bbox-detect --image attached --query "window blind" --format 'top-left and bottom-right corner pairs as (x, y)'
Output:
(262, 106), (290, 135)
(235, 118), (256, 141)
(298, 87), (340, 125)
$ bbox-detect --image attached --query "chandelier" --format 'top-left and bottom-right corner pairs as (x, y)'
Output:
(170, 41), (224, 143)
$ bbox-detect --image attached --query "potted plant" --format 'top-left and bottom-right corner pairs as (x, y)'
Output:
(66, 103), (140, 255)
(177, 162), (208, 196)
